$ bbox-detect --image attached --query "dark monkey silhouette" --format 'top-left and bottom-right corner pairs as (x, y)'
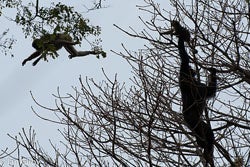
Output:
(22, 33), (105, 66)
(172, 21), (217, 167)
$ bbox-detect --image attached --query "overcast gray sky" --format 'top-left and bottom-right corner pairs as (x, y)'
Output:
(0, 0), (150, 153)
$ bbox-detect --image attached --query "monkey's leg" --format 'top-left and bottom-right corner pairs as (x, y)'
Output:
(203, 124), (215, 167)
(22, 51), (42, 66)
(65, 45), (93, 58)
(54, 39), (80, 45)
(194, 121), (214, 167)
(64, 45), (78, 58)
(32, 56), (43, 66)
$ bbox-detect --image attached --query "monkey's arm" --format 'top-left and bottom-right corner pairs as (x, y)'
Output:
(178, 37), (191, 80)
(22, 50), (42, 66)
(179, 38), (190, 66)
(174, 21), (191, 73)
(197, 68), (217, 98)
(64, 45), (78, 56)
(206, 68), (217, 98)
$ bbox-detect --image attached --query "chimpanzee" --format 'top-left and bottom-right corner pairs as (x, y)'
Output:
(172, 21), (217, 167)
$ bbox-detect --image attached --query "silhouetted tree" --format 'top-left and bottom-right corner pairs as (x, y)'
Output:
(4, 0), (250, 166)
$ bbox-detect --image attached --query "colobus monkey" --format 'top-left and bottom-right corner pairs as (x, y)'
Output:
(22, 33), (105, 66)
(173, 21), (217, 167)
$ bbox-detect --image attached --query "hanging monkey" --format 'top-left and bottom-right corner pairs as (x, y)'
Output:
(22, 33), (106, 66)
(171, 21), (217, 167)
